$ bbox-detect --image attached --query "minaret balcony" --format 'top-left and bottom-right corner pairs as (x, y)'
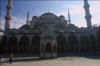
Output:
(6, 5), (12, 9)
(5, 16), (11, 20)
(85, 15), (92, 19)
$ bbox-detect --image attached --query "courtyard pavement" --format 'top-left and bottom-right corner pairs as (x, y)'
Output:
(0, 55), (100, 66)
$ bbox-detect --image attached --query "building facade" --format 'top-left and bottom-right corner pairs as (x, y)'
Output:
(0, 0), (100, 58)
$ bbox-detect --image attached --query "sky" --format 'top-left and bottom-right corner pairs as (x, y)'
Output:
(0, 0), (100, 30)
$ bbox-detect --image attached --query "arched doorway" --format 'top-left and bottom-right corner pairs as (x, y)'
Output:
(79, 35), (89, 52)
(0, 36), (7, 54)
(19, 36), (30, 54)
(31, 36), (41, 54)
(68, 34), (78, 53)
(96, 30), (100, 52)
(45, 42), (52, 53)
(56, 35), (66, 53)
(8, 36), (18, 54)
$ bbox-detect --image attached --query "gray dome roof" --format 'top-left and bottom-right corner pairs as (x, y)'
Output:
(41, 12), (57, 18)
(59, 15), (64, 17)
(19, 24), (30, 30)
(69, 24), (76, 27)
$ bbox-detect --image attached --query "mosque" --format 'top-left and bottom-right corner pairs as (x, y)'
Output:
(0, 0), (100, 58)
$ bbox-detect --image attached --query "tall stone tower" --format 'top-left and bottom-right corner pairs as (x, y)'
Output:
(84, 0), (92, 29)
(0, 17), (1, 29)
(5, 0), (12, 31)
(68, 9), (71, 24)
(26, 10), (30, 25)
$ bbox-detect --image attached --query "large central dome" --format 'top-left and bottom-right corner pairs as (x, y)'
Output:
(41, 12), (56, 16)
(30, 12), (67, 31)
(40, 12), (58, 18)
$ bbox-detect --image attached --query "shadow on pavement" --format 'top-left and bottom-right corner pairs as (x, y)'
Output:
(58, 53), (100, 60)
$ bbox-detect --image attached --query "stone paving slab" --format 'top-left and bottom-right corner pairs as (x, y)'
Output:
(1, 56), (100, 66)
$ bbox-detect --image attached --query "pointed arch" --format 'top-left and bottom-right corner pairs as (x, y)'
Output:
(90, 34), (97, 52)
(56, 35), (67, 53)
(0, 36), (7, 54)
(19, 36), (30, 54)
(8, 36), (18, 54)
(31, 36), (41, 54)
(96, 29), (100, 51)
(68, 34), (78, 52)
(79, 35), (89, 52)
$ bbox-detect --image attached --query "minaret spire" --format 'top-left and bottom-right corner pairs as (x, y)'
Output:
(26, 10), (30, 25)
(84, 0), (92, 29)
(68, 9), (71, 24)
(5, 0), (12, 31)
(48, 8), (50, 13)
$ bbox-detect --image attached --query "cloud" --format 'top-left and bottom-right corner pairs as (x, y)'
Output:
(56, 2), (100, 27)
(53, 5), (86, 27)
(11, 16), (27, 29)
(1, 1), (100, 29)
(0, 17), (5, 30)
(90, 6), (100, 26)
(0, 16), (27, 30)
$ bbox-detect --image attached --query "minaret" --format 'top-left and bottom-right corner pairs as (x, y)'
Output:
(68, 9), (71, 24)
(5, 0), (12, 31)
(84, 0), (92, 29)
(0, 18), (1, 30)
(26, 10), (30, 25)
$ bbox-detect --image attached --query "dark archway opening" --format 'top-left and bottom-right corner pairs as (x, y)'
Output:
(8, 36), (18, 54)
(90, 34), (97, 52)
(56, 35), (66, 53)
(46, 42), (52, 53)
(96, 30), (100, 52)
(0, 36), (7, 54)
(31, 36), (41, 54)
(68, 34), (78, 53)
(19, 36), (30, 54)
(79, 35), (89, 52)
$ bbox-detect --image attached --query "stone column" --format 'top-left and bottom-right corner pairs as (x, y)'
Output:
(17, 36), (20, 54)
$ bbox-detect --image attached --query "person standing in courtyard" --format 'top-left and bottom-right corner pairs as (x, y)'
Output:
(9, 53), (13, 64)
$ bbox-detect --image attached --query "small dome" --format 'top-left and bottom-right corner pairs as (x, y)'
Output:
(59, 15), (64, 17)
(59, 15), (65, 20)
(32, 16), (37, 18)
